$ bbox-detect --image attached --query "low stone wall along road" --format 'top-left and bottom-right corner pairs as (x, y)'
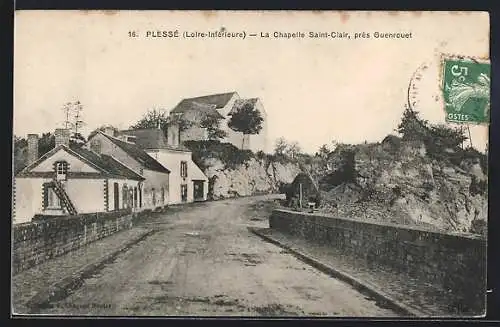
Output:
(33, 195), (398, 316)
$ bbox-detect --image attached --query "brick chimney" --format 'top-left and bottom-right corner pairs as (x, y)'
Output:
(54, 128), (70, 147)
(27, 134), (39, 164)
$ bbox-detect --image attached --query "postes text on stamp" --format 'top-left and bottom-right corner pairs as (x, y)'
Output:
(442, 57), (490, 124)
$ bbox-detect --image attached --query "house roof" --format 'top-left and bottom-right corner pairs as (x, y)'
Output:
(228, 98), (259, 115)
(117, 128), (190, 152)
(119, 129), (169, 149)
(170, 92), (238, 115)
(70, 146), (145, 180)
(98, 132), (171, 173)
(16, 144), (145, 180)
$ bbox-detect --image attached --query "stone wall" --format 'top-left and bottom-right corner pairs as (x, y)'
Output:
(12, 209), (134, 275)
(269, 209), (486, 314)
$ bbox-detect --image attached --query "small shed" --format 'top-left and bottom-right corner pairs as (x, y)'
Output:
(285, 172), (321, 208)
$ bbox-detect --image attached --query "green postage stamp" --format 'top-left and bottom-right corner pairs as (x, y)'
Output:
(442, 57), (490, 124)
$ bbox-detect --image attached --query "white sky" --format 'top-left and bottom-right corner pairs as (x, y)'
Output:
(14, 11), (490, 153)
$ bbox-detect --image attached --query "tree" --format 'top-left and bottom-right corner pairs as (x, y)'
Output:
(38, 132), (55, 157)
(273, 137), (303, 160)
(131, 109), (195, 143)
(228, 103), (264, 149)
(13, 136), (28, 174)
(167, 113), (194, 133)
(61, 101), (86, 147)
(285, 141), (301, 159)
(200, 114), (227, 141)
(397, 108), (430, 141)
(397, 107), (468, 150)
(72, 101), (85, 136)
(131, 108), (169, 130)
(430, 124), (468, 149)
(316, 144), (331, 159)
(274, 137), (288, 156)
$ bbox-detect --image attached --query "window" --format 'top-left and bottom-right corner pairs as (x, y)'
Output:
(180, 161), (188, 178)
(47, 188), (61, 208)
(122, 185), (128, 209)
(161, 187), (165, 203)
(55, 161), (68, 181)
(152, 188), (156, 205)
(43, 183), (61, 210)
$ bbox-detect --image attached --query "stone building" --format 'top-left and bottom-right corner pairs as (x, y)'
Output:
(116, 128), (208, 204)
(13, 129), (145, 224)
(85, 128), (171, 210)
(168, 92), (268, 152)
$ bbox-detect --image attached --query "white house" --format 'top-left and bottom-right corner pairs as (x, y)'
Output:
(168, 92), (268, 152)
(85, 128), (171, 210)
(117, 128), (209, 204)
(13, 129), (145, 225)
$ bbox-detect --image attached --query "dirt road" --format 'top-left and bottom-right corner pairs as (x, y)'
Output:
(39, 195), (398, 316)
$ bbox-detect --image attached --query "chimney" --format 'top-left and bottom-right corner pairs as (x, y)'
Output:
(167, 124), (180, 147)
(27, 134), (39, 164)
(54, 128), (70, 147)
(103, 126), (115, 137)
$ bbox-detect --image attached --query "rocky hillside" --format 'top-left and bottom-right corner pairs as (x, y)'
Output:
(183, 140), (301, 199)
(203, 157), (301, 199)
(313, 138), (488, 235)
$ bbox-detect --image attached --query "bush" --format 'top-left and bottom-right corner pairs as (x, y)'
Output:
(397, 109), (473, 163)
(255, 150), (266, 161)
(469, 175), (487, 196)
(463, 146), (488, 174)
(470, 219), (487, 235)
(183, 140), (255, 170)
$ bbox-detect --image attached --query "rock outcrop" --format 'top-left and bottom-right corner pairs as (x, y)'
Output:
(315, 138), (488, 235)
(203, 157), (301, 199)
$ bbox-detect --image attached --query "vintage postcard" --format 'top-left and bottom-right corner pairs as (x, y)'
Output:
(12, 11), (489, 318)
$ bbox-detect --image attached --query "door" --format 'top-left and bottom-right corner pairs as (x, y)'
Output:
(181, 184), (188, 203)
(134, 187), (138, 208)
(193, 181), (204, 202)
(113, 183), (119, 210)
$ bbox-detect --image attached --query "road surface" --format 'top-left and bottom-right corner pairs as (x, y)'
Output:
(39, 195), (398, 316)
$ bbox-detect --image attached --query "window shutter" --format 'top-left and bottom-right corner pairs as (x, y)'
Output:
(42, 183), (49, 209)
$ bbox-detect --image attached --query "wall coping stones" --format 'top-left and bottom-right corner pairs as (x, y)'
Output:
(273, 209), (486, 242)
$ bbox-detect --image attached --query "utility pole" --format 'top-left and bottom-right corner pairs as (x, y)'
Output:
(467, 124), (473, 149)
(299, 183), (303, 210)
(460, 125), (464, 150)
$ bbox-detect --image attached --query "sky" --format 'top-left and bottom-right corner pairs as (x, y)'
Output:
(14, 11), (490, 153)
